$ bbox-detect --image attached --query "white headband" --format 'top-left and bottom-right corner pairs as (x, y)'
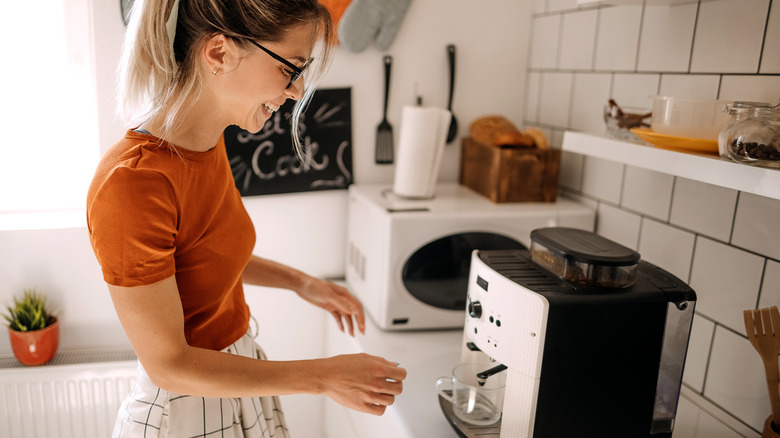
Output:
(166, 0), (181, 73)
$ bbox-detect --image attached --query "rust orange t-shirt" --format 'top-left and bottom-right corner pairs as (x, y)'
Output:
(86, 130), (254, 351)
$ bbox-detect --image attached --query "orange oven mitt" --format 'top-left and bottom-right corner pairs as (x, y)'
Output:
(319, 0), (352, 44)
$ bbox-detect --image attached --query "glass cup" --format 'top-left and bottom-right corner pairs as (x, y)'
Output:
(435, 362), (506, 426)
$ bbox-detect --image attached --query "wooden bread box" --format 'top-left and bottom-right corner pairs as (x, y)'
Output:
(459, 137), (560, 203)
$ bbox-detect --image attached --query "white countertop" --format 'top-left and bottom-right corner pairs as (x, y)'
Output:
(326, 312), (464, 437)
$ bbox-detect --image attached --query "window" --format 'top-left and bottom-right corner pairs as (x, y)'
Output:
(0, 0), (100, 214)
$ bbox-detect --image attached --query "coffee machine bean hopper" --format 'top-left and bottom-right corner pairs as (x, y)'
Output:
(441, 227), (696, 438)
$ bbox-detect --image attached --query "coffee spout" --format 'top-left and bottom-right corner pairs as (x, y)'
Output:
(476, 363), (507, 386)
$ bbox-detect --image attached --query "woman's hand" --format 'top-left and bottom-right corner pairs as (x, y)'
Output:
(318, 353), (407, 415)
(297, 276), (366, 336)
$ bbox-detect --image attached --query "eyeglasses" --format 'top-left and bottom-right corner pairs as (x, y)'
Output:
(248, 40), (313, 90)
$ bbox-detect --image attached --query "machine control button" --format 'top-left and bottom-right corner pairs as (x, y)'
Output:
(468, 301), (483, 318)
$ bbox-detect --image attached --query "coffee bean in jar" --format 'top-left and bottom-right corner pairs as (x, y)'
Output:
(726, 107), (780, 169)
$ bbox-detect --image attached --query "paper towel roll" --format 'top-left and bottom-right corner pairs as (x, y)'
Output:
(392, 105), (452, 198)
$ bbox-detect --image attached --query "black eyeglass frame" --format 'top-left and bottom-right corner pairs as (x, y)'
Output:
(248, 40), (313, 90)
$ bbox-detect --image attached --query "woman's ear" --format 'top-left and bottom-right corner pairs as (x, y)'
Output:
(202, 34), (240, 75)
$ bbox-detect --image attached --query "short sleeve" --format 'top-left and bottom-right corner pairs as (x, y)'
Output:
(87, 166), (178, 287)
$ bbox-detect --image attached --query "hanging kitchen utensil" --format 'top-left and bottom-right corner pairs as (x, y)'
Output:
(743, 305), (780, 434)
(446, 44), (458, 144)
(376, 55), (394, 164)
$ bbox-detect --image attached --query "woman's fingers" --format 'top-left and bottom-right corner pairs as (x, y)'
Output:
(321, 354), (407, 416)
(343, 311), (356, 336)
(330, 311), (345, 332)
(371, 392), (396, 407)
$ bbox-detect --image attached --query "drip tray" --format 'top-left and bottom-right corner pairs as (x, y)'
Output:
(438, 390), (501, 438)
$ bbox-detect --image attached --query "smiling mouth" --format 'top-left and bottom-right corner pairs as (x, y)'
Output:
(263, 102), (280, 114)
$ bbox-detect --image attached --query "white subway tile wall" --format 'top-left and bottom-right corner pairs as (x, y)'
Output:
(689, 236), (764, 335)
(620, 166), (674, 220)
(593, 6), (643, 71)
(547, 0), (581, 13)
(732, 192), (780, 261)
(706, 326), (772, 430)
(637, 3), (699, 72)
(539, 72), (574, 126)
(761, 4), (780, 73)
(581, 155), (624, 203)
(570, 73), (612, 133)
(669, 177), (738, 243)
(760, 260), (780, 310)
(526, 1), (779, 434)
(637, 218), (695, 281)
(595, 202), (641, 248)
(690, 0), (768, 74)
(525, 72), (541, 123)
(683, 315), (715, 393)
(558, 9), (598, 70)
(658, 74), (721, 100)
(529, 15), (560, 69)
(559, 151), (584, 190)
(719, 75), (780, 102)
(611, 73), (660, 108)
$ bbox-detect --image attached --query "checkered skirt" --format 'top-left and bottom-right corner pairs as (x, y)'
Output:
(113, 331), (290, 438)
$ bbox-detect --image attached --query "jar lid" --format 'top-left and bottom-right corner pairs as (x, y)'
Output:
(530, 228), (640, 266)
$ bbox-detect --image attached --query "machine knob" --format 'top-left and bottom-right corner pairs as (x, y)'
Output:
(468, 301), (483, 318)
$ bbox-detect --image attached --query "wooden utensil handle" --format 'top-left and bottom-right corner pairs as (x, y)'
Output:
(766, 355), (780, 422)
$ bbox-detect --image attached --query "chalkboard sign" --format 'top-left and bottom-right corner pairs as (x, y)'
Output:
(224, 87), (353, 197)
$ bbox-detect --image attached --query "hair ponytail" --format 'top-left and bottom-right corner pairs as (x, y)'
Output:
(117, 0), (188, 135)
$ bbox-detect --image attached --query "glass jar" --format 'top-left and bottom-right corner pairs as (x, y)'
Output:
(717, 101), (770, 158)
(726, 107), (780, 168)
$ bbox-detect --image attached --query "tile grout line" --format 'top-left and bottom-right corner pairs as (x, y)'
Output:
(756, 0), (773, 74)
(633, 0), (647, 73)
(686, 0), (702, 74)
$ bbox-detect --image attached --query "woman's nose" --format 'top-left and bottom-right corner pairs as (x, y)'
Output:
(285, 78), (305, 101)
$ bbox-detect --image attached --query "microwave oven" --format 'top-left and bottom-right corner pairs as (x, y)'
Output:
(344, 183), (595, 330)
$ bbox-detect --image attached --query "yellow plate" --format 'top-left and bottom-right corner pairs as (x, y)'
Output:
(630, 128), (718, 155)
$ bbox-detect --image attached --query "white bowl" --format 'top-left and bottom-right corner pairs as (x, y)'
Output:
(651, 96), (731, 140)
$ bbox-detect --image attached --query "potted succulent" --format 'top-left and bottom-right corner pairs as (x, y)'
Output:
(3, 290), (59, 366)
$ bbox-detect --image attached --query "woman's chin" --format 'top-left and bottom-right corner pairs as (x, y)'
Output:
(238, 110), (271, 134)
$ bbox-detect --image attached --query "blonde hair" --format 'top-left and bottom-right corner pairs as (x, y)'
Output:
(117, 0), (334, 157)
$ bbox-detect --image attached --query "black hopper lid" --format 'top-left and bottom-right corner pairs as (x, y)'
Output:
(530, 227), (640, 288)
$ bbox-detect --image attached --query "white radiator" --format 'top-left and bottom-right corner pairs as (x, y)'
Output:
(0, 348), (137, 438)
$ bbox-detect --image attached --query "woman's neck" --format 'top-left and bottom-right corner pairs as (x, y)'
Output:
(143, 98), (227, 152)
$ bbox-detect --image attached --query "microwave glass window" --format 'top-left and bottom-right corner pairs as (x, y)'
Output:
(401, 232), (526, 310)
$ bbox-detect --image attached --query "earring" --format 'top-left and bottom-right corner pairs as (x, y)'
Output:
(212, 68), (219, 76)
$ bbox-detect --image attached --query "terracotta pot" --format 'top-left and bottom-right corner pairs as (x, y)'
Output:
(8, 318), (59, 366)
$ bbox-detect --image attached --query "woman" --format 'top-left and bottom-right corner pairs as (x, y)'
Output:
(86, 0), (406, 436)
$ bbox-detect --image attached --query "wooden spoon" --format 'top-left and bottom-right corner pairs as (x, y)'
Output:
(743, 306), (780, 426)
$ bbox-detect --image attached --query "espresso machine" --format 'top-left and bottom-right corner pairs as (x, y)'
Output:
(441, 227), (696, 438)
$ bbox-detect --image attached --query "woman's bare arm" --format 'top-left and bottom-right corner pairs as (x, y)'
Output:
(108, 275), (405, 415)
(242, 255), (366, 336)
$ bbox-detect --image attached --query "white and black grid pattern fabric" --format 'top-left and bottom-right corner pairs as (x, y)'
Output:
(113, 331), (290, 438)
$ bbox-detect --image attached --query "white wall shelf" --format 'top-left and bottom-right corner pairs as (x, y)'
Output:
(562, 131), (780, 201)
